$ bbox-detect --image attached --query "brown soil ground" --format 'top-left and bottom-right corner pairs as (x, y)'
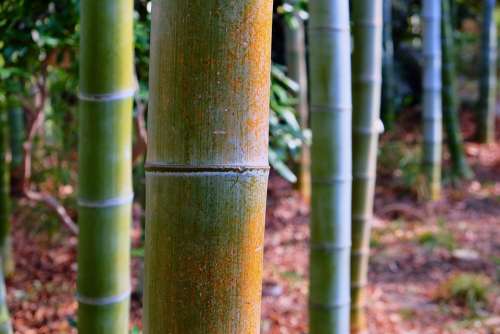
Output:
(5, 113), (500, 333)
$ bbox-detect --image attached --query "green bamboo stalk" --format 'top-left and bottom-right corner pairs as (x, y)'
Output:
(381, 0), (396, 130)
(351, 1), (383, 333)
(7, 107), (24, 198)
(422, 0), (443, 200)
(441, 0), (473, 180)
(143, 1), (273, 332)
(0, 107), (13, 278)
(477, 0), (497, 144)
(285, 1), (311, 203)
(0, 268), (12, 334)
(77, 0), (134, 332)
(309, 1), (352, 333)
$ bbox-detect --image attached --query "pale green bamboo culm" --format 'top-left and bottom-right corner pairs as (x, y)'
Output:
(144, 1), (273, 332)
(441, 0), (473, 180)
(285, 0), (311, 204)
(381, 0), (396, 130)
(7, 107), (23, 198)
(351, 1), (383, 333)
(309, 0), (352, 333)
(77, 0), (134, 332)
(477, 0), (497, 144)
(0, 106), (13, 278)
(0, 105), (13, 334)
(422, 0), (443, 200)
(0, 268), (12, 334)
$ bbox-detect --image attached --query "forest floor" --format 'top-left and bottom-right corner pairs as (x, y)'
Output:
(5, 112), (500, 334)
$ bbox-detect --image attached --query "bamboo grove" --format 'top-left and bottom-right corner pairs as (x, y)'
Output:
(0, 0), (497, 333)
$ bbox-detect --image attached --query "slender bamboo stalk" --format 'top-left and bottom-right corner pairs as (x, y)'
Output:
(144, 1), (273, 332)
(422, 0), (443, 200)
(381, 0), (396, 130)
(351, 1), (383, 333)
(7, 107), (23, 198)
(0, 268), (12, 334)
(285, 2), (311, 204)
(477, 0), (497, 144)
(77, 0), (134, 332)
(309, 1), (352, 333)
(441, 0), (473, 180)
(0, 107), (13, 278)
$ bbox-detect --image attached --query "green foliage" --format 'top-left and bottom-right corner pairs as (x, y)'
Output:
(269, 65), (310, 183)
(418, 219), (456, 251)
(277, 0), (308, 29)
(378, 141), (426, 197)
(0, 0), (79, 91)
(436, 273), (492, 315)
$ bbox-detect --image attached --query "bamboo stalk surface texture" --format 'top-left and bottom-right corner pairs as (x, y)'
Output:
(285, 2), (311, 203)
(477, 0), (497, 143)
(0, 107), (12, 277)
(381, 0), (396, 130)
(144, 1), (273, 333)
(309, 0), (352, 333)
(7, 107), (23, 197)
(351, 1), (383, 333)
(77, 0), (134, 332)
(441, 0), (473, 180)
(422, 0), (443, 200)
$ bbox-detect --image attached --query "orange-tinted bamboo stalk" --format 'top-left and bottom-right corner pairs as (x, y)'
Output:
(144, 1), (273, 332)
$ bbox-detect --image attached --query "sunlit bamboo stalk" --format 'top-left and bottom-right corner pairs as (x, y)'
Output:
(309, 0), (352, 332)
(77, 0), (134, 332)
(422, 0), (443, 200)
(144, 1), (273, 332)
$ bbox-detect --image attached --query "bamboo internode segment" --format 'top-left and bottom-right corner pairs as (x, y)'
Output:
(0, 107), (13, 277)
(309, 1), (352, 333)
(144, 1), (272, 333)
(477, 0), (497, 144)
(381, 0), (396, 130)
(351, 1), (383, 333)
(441, 0), (473, 180)
(422, 0), (443, 200)
(77, 0), (134, 332)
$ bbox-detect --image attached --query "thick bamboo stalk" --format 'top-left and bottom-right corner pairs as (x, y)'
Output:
(422, 0), (443, 200)
(441, 0), (473, 180)
(285, 2), (311, 204)
(0, 268), (12, 334)
(308, 1), (352, 333)
(7, 108), (23, 197)
(477, 0), (497, 144)
(351, 1), (383, 333)
(0, 107), (13, 278)
(381, 0), (396, 130)
(144, 1), (272, 332)
(77, 0), (134, 332)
